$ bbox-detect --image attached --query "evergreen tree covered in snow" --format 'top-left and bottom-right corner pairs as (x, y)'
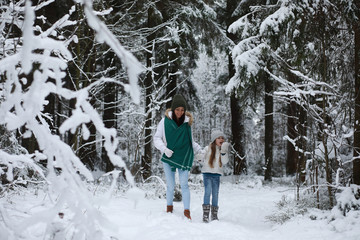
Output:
(228, 0), (359, 207)
(0, 0), (143, 238)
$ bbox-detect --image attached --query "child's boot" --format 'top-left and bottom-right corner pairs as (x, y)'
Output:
(211, 206), (219, 221)
(202, 204), (211, 222)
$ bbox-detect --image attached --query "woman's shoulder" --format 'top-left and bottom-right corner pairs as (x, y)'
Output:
(185, 111), (193, 126)
(165, 108), (172, 119)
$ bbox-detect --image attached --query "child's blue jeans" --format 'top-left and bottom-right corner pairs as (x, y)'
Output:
(163, 162), (190, 210)
(203, 173), (221, 207)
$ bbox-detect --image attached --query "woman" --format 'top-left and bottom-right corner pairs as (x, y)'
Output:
(154, 94), (202, 220)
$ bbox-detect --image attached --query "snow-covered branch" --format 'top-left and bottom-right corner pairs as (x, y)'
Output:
(0, 0), (144, 238)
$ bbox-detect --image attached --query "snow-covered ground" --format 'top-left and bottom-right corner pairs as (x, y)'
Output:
(104, 176), (360, 240)
(2, 175), (360, 240)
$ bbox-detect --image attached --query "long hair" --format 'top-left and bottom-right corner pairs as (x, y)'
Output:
(172, 111), (185, 126)
(209, 141), (222, 168)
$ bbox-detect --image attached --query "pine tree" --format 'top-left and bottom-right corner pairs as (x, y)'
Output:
(340, 0), (360, 184)
(220, 0), (248, 175)
(354, 10), (360, 185)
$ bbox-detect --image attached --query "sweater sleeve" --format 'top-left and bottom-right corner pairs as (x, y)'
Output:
(195, 146), (207, 163)
(153, 118), (166, 154)
(191, 131), (202, 154)
(192, 140), (202, 154)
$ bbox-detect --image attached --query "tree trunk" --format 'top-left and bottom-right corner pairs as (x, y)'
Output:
(78, 121), (97, 171)
(228, 48), (246, 175)
(286, 70), (299, 176)
(320, 26), (333, 204)
(73, 10), (98, 171)
(286, 71), (306, 183)
(101, 82), (116, 172)
(230, 93), (246, 175)
(353, 18), (360, 184)
(297, 104), (307, 183)
(165, 41), (179, 108)
(140, 5), (158, 181)
(286, 100), (298, 175)
(226, 0), (246, 175)
(142, 110), (152, 180)
(264, 70), (273, 181)
(154, 1), (179, 108)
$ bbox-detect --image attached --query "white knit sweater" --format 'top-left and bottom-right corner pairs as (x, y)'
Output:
(198, 143), (230, 175)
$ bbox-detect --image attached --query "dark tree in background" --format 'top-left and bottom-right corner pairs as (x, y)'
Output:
(69, 5), (98, 171)
(141, 3), (162, 180)
(264, 68), (273, 181)
(225, 0), (247, 175)
(353, 2), (360, 185)
(286, 99), (298, 176)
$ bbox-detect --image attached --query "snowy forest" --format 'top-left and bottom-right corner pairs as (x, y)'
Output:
(1, 0), (360, 239)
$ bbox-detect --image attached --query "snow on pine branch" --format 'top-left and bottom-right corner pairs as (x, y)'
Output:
(226, 43), (268, 94)
(0, 0), (143, 238)
(0, 150), (46, 182)
(226, 0), (299, 95)
(259, 1), (295, 36)
(0, 1), (25, 43)
(228, 10), (260, 38)
(266, 68), (338, 99)
(228, 1), (293, 39)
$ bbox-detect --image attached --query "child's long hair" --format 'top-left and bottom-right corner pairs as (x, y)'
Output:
(209, 141), (222, 168)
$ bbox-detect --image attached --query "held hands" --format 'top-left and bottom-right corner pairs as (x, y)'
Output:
(164, 148), (174, 158)
(196, 149), (206, 162)
(200, 149), (206, 155)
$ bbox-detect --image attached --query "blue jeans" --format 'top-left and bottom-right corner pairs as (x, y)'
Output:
(162, 162), (190, 210)
(203, 173), (220, 207)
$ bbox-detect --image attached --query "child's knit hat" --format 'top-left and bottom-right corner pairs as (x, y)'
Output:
(211, 130), (225, 142)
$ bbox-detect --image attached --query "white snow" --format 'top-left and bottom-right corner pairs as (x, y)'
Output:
(259, 2), (295, 36)
(1, 176), (359, 240)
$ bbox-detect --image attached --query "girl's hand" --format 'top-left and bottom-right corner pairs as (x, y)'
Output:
(220, 142), (230, 153)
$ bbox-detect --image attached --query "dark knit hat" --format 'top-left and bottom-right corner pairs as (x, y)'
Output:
(171, 94), (187, 111)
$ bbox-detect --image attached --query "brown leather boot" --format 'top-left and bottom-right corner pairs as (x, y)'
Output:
(184, 209), (191, 220)
(166, 205), (173, 213)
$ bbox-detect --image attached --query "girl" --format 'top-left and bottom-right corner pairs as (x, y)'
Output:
(198, 129), (229, 222)
(154, 94), (202, 220)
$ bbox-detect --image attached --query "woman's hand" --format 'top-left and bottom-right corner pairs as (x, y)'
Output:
(164, 148), (174, 158)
